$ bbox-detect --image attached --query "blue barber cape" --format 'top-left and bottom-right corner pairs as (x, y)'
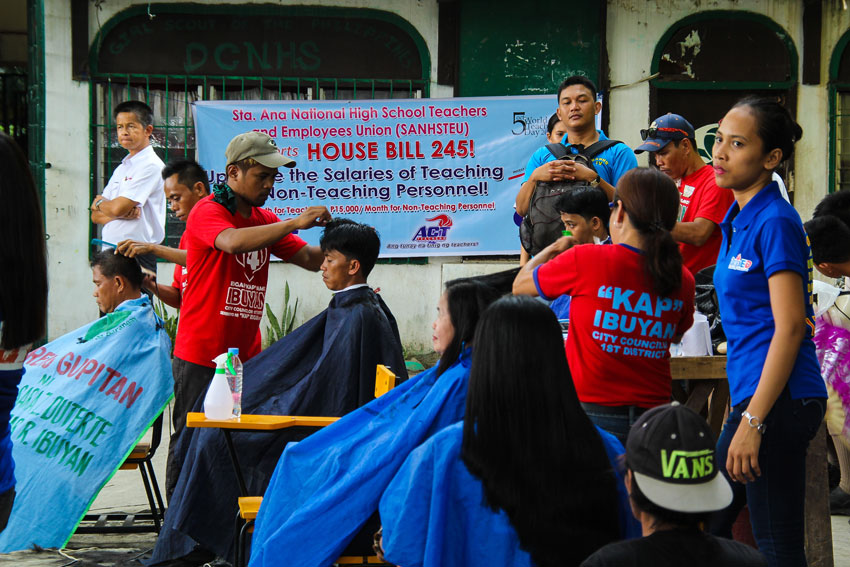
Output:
(248, 350), (472, 567)
(379, 423), (638, 567)
(0, 297), (173, 552)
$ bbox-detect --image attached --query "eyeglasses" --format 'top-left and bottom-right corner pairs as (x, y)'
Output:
(639, 126), (690, 140)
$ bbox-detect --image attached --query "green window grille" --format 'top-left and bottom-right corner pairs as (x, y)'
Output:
(829, 30), (850, 195)
(89, 73), (428, 258)
(0, 68), (28, 147)
(835, 92), (850, 193)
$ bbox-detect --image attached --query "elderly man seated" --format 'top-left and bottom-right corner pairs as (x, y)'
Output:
(91, 249), (144, 314)
(0, 251), (172, 551)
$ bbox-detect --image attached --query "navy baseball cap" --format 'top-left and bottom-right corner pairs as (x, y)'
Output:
(634, 113), (695, 154)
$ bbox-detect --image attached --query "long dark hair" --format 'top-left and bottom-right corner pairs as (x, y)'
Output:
(461, 296), (620, 566)
(732, 96), (802, 165)
(0, 132), (48, 348)
(617, 167), (682, 297)
(435, 279), (503, 376)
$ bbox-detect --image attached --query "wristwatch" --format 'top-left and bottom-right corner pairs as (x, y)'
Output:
(742, 410), (766, 434)
(589, 175), (601, 187)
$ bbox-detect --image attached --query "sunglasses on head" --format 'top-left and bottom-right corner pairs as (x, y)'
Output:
(639, 126), (690, 141)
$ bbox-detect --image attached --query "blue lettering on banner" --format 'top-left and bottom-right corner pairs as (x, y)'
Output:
(412, 214), (452, 242)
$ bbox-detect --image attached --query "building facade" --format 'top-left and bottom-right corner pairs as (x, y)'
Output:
(13, 0), (850, 348)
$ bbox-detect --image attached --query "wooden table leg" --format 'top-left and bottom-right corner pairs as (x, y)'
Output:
(706, 379), (729, 439)
(805, 423), (834, 567)
(683, 381), (713, 415)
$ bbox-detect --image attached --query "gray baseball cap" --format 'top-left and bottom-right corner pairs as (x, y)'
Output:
(225, 131), (296, 168)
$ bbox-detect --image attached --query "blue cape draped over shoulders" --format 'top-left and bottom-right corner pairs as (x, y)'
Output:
(248, 349), (473, 567)
(379, 423), (639, 567)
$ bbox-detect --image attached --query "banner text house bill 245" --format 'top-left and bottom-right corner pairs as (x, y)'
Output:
(193, 96), (556, 257)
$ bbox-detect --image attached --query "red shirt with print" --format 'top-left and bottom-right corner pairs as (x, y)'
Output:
(677, 164), (734, 276)
(174, 195), (307, 367)
(534, 244), (695, 408)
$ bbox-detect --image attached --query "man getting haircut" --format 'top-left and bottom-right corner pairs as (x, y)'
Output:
(319, 219), (380, 291)
(90, 250), (143, 314)
(150, 219), (407, 566)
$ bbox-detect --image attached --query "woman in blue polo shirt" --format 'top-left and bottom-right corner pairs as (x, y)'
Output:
(709, 97), (826, 566)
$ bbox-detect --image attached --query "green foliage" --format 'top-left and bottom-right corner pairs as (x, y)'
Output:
(153, 298), (179, 355)
(263, 281), (299, 349)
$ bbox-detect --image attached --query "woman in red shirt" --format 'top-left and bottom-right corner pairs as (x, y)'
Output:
(514, 167), (695, 442)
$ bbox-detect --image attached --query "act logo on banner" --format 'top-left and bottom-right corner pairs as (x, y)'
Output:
(0, 297), (174, 552)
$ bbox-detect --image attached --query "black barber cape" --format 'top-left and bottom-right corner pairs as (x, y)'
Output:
(148, 286), (407, 564)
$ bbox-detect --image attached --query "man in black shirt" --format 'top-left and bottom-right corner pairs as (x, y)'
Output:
(581, 403), (766, 567)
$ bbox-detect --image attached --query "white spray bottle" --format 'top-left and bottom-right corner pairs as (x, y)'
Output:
(204, 353), (235, 420)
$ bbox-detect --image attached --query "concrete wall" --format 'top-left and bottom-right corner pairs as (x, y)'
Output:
(606, 0), (834, 223)
(44, 0), (93, 337)
(41, 0), (498, 350)
(42, 0), (848, 348)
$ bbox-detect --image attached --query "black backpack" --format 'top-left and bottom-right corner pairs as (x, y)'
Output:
(519, 140), (619, 255)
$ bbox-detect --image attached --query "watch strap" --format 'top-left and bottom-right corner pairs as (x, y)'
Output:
(742, 410), (766, 434)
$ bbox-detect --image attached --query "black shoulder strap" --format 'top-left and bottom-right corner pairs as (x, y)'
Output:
(546, 143), (569, 160)
(580, 139), (621, 159)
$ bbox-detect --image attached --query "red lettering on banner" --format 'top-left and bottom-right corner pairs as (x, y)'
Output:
(87, 363), (106, 386)
(120, 382), (144, 409)
(56, 352), (75, 375)
(99, 367), (122, 392)
(71, 359), (99, 381)
(306, 142), (378, 161)
(38, 352), (56, 368)
(25, 346), (47, 364)
(105, 377), (127, 400)
(22, 346), (145, 409)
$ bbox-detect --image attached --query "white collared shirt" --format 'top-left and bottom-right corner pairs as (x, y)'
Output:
(334, 283), (369, 294)
(102, 144), (166, 245)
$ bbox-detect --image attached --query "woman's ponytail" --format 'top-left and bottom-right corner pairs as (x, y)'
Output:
(617, 168), (683, 297)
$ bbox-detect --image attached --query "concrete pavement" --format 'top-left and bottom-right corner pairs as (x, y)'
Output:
(0, 401), (849, 566)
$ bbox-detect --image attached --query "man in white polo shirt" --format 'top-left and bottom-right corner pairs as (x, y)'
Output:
(90, 100), (166, 276)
